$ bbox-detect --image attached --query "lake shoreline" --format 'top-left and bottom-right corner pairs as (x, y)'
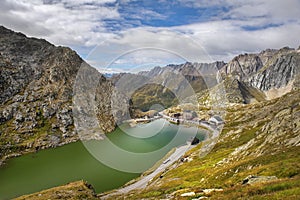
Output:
(0, 111), (215, 168)
(99, 143), (196, 199)
(0, 137), (79, 168)
(98, 119), (220, 199)
(0, 119), (208, 199)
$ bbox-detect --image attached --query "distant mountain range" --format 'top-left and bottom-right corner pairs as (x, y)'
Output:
(112, 46), (300, 113)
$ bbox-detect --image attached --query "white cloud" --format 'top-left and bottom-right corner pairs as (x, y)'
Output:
(0, 0), (119, 47)
(0, 0), (299, 70)
(97, 67), (127, 74)
(85, 27), (213, 70)
(59, 0), (117, 5)
(226, 0), (300, 26)
(172, 20), (300, 60)
(179, 0), (300, 27)
(86, 18), (300, 69)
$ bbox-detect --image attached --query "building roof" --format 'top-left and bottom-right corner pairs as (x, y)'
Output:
(210, 115), (223, 122)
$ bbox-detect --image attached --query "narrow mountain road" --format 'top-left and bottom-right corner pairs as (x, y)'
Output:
(100, 115), (220, 199)
(100, 144), (193, 199)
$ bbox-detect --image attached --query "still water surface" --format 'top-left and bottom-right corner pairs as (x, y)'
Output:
(0, 119), (206, 199)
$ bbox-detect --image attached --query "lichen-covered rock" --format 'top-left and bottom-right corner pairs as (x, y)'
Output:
(242, 175), (277, 185)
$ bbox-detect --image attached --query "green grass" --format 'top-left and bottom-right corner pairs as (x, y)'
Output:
(15, 181), (97, 200)
(140, 190), (163, 198)
(210, 176), (300, 200)
(111, 89), (300, 199)
(131, 83), (178, 112)
(213, 126), (260, 151)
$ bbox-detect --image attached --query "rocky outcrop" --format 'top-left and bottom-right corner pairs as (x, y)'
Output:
(0, 26), (116, 160)
(242, 175), (278, 185)
(15, 180), (97, 200)
(220, 54), (264, 79)
(247, 48), (299, 94)
(220, 47), (300, 102)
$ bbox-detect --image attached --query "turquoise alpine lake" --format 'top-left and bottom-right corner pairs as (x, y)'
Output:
(0, 119), (206, 199)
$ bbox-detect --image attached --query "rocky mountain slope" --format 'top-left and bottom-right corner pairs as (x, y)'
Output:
(114, 48), (300, 115)
(19, 83), (300, 200)
(138, 61), (225, 93)
(0, 26), (116, 163)
(110, 62), (224, 116)
(219, 47), (300, 103)
(130, 83), (178, 112)
(106, 85), (300, 200)
(101, 47), (300, 199)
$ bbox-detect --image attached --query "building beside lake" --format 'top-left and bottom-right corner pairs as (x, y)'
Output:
(208, 115), (224, 126)
(171, 113), (181, 118)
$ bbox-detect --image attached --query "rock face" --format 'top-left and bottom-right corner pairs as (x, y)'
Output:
(219, 47), (300, 102)
(242, 175), (278, 185)
(0, 26), (116, 160)
(139, 61), (225, 93)
(249, 49), (299, 91)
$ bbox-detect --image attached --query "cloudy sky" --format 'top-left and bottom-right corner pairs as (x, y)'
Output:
(1, 0), (300, 72)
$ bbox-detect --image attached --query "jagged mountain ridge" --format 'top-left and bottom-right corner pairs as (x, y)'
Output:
(138, 61), (225, 77)
(137, 47), (300, 104)
(110, 62), (225, 115)
(219, 47), (300, 102)
(138, 61), (225, 93)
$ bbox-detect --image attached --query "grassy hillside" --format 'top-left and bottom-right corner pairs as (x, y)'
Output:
(11, 90), (299, 200)
(131, 83), (178, 112)
(107, 89), (300, 199)
(15, 181), (97, 200)
(13, 89), (299, 199)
